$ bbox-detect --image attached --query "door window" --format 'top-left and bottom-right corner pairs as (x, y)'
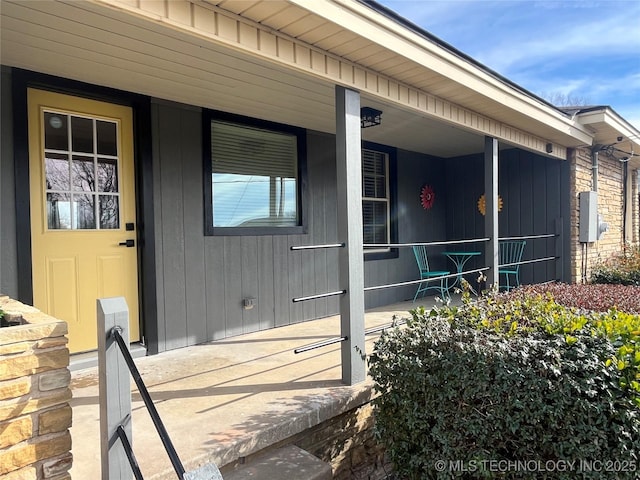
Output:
(43, 111), (120, 230)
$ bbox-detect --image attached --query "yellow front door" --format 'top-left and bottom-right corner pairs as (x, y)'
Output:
(28, 89), (140, 353)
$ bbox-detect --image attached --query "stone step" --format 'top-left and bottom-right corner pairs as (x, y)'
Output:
(223, 445), (332, 480)
(184, 463), (224, 480)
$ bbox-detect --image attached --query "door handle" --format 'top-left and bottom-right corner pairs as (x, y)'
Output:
(119, 239), (135, 247)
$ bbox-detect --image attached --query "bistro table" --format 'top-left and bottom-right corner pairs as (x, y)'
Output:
(442, 251), (482, 289)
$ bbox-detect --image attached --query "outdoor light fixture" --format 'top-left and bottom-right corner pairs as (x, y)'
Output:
(361, 107), (382, 128)
(546, 143), (553, 153)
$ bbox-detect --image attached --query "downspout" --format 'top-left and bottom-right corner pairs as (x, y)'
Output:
(637, 169), (640, 243)
(622, 161), (628, 246)
(591, 148), (599, 192)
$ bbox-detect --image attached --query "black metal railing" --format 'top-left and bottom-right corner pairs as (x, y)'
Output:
(294, 318), (409, 354)
(111, 327), (186, 479)
(116, 423), (144, 480)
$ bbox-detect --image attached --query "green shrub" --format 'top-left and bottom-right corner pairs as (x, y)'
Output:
(501, 287), (640, 403)
(591, 246), (640, 285)
(370, 296), (640, 479)
(591, 269), (640, 285)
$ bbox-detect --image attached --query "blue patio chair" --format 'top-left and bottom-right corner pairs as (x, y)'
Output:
(498, 240), (526, 291)
(412, 245), (450, 301)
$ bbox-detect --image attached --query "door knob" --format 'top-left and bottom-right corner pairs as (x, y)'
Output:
(119, 239), (135, 247)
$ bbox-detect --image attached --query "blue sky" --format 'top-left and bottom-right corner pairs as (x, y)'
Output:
(376, 0), (640, 129)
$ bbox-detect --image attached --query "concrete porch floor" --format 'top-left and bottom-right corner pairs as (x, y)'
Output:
(69, 295), (456, 479)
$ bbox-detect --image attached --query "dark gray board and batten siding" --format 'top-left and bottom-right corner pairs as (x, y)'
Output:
(150, 101), (453, 352)
(151, 103), (340, 352)
(1, 67), (19, 298)
(444, 149), (570, 286)
(0, 87), (567, 354)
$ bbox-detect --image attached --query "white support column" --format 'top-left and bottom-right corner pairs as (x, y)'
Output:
(335, 85), (366, 385)
(97, 297), (132, 480)
(484, 136), (499, 288)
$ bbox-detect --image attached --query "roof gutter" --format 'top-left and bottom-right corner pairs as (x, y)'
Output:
(300, 0), (593, 145)
(357, 0), (568, 116)
(356, 0), (570, 113)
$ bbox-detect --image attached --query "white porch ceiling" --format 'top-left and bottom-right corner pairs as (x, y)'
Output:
(0, 0), (574, 158)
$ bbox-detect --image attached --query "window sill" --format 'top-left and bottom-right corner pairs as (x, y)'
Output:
(209, 225), (307, 236)
(364, 249), (399, 261)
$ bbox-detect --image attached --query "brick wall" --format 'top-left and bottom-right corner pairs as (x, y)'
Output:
(569, 147), (628, 283)
(0, 296), (72, 480)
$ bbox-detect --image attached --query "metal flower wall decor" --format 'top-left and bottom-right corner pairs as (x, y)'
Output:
(477, 194), (503, 216)
(420, 185), (435, 210)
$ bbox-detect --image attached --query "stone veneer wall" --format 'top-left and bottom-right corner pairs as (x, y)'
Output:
(293, 401), (390, 480)
(221, 399), (391, 480)
(0, 295), (72, 480)
(569, 147), (627, 283)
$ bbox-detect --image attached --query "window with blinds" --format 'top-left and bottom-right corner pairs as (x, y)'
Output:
(210, 119), (299, 228)
(362, 149), (390, 252)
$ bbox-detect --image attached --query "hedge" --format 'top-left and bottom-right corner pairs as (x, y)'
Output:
(369, 294), (640, 479)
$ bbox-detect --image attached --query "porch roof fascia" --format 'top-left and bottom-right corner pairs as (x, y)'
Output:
(577, 107), (640, 143)
(572, 106), (640, 168)
(291, 0), (595, 146)
(79, 0), (588, 158)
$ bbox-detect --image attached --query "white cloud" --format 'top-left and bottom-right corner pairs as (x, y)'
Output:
(377, 0), (640, 126)
(478, 20), (640, 74)
(589, 72), (640, 97)
(379, 1), (640, 73)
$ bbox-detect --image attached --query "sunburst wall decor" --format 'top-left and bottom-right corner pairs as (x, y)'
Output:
(420, 185), (435, 210)
(477, 194), (503, 215)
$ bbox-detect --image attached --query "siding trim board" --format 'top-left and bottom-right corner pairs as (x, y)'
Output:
(0, 67), (18, 298)
(10, 69), (32, 304)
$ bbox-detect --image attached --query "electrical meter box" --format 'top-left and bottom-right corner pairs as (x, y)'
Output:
(579, 191), (598, 242)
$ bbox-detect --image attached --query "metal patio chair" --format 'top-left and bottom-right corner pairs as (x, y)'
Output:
(412, 245), (450, 301)
(498, 240), (526, 291)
